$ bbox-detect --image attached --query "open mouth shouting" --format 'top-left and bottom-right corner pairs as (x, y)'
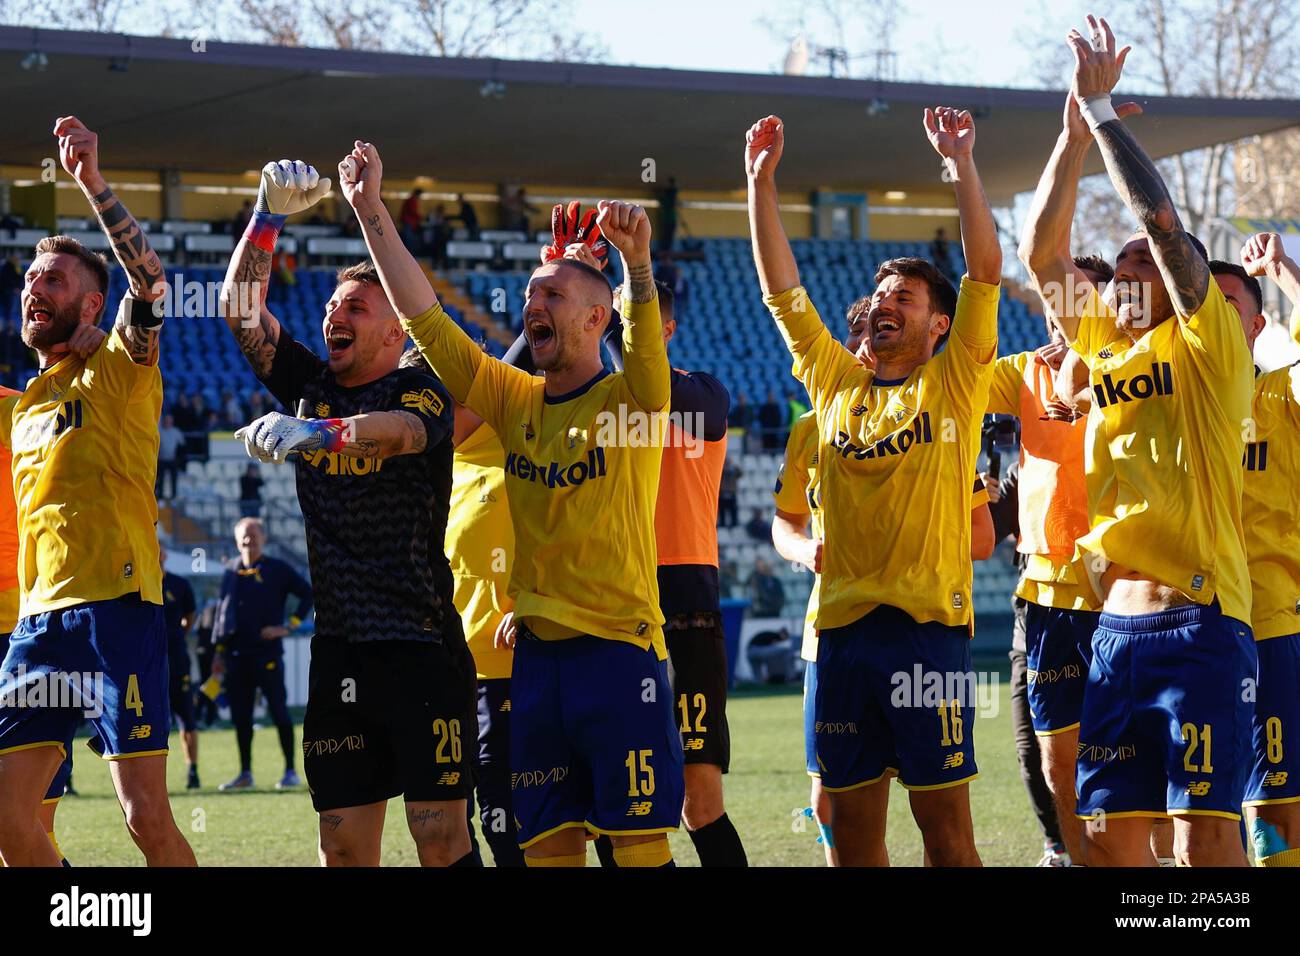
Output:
(870, 310), (902, 342)
(526, 313), (556, 358)
(23, 298), (55, 330)
(325, 325), (355, 360)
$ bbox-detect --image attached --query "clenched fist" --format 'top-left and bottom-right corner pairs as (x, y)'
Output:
(257, 160), (331, 217)
(596, 200), (652, 261)
(745, 115), (784, 181)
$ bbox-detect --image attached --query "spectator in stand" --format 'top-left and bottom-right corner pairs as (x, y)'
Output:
(428, 205), (450, 268)
(400, 187), (423, 252)
(239, 462), (264, 519)
(272, 250), (297, 287)
(232, 200), (253, 236)
(719, 559), (739, 600)
(656, 176), (679, 253)
(451, 193), (479, 240)
(246, 390), (267, 423)
(192, 598), (221, 729)
(157, 414), (186, 500)
(500, 186), (538, 233)
(728, 391), (752, 432)
(0, 253), (22, 322)
(747, 558), (786, 618)
(931, 227), (952, 277)
(718, 459), (740, 528)
(171, 393), (197, 432)
(786, 389), (808, 425)
(221, 390), (244, 430)
(758, 389), (787, 451)
(745, 507), (769, 543)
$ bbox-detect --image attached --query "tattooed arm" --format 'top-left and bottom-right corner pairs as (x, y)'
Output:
(219, 160), (330, 381)
(1068, 18), (1209, 319)
(219, 233), (280, 379)
(55, 116), (166, 366)
(596, 200), (669, 412)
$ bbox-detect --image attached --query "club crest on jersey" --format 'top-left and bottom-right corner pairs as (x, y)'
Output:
(832, 411), (933, 461)
(566, 427), (588, 449)
(1091, 362), (1174, 409)
(401, 388), (445, 418)
(314, 402), (330, 418)
(886, 401), (914, 424)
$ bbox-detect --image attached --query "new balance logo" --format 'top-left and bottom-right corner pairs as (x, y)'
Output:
(127, 725), (152, 741)
(1091, 363), (1174, 409)
(850, 403), (868, 416)
(499, 699), (511, 713)
(627, 801), (654, 817)
(684, 737), (704, 751)
(504, 448), (608, 489)
(1186, 781), (1211, 797)
(436, 772), (460, 785)
(1262, 771), (1289, 787)
(942, 752), (965, 770)
(1098, 347), (1114, 360)
(832, 412), (933, 461)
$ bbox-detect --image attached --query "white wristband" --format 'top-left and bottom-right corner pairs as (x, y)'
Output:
(1079, 94), (1118, 131)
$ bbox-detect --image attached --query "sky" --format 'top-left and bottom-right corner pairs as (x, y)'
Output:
(569, 0), (1094, 90)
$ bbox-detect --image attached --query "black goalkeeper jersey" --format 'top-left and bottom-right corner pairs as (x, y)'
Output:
(260, 334), (457, 644)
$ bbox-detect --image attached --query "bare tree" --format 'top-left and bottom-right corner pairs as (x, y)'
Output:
(1022, 0), (1300, 255)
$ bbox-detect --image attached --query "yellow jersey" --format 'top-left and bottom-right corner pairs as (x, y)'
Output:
(986, 350), (1096, 611)
(0, 385), (19, 633)
(448, 420), (515, 679)
(1069, 281), (1254, 624)
(773, 411), (821, 662)
(0, 331), (162, 616)
(0, 331), (163, 616)
(1243, 363), (1300, 640)
(765, 277), (999, 632)
(404, 296), (670, 655)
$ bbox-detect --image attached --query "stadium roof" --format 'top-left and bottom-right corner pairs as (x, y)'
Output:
(2, 26), (1298, 203)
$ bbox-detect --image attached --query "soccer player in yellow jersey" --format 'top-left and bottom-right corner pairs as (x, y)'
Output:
(426, 352), (524, 867)
(340, 142), (683, 867)
(1021, 17), (1256, 866)
(748, 106), (1001, 866)
(0, 117), (195, 866)
(1233, 233), (1300, 866)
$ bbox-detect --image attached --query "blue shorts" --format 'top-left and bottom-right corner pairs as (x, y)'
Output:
(509, 633), (684, 848)
(803, 662), (819, 776)
(1024, 603), (1098, 735)
(1076, 603), (1256, 821)
(0, 630), (72, 802)
(0, 594), (170, 763)
(1244, 632), (1300, 807)
(815, 604), (978, 792)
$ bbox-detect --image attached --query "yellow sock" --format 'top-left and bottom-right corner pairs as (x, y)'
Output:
(524, 851), (586, 868)
(613, 838), (672, 868)
(1259, 846), (1300, 867)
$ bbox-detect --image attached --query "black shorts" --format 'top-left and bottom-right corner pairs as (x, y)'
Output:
(169, 669), (196, 732)
(303, 633), (477, 812)
(665, 622), (731, 772)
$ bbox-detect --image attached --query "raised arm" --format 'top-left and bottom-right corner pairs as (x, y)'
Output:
(1070, 16), (1208, 318)
(218, 160), (330, 378)
(596, 200), (669, 412)
(745, 115), (800, 296)
(339, 142), (490, 405)
(924, 107), (1000, 285)
(1242, 232), (1300, 313)
(55, 116), (166, 365)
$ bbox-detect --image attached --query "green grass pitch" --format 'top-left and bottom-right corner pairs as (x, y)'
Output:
(51, 672), (1045, 866)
